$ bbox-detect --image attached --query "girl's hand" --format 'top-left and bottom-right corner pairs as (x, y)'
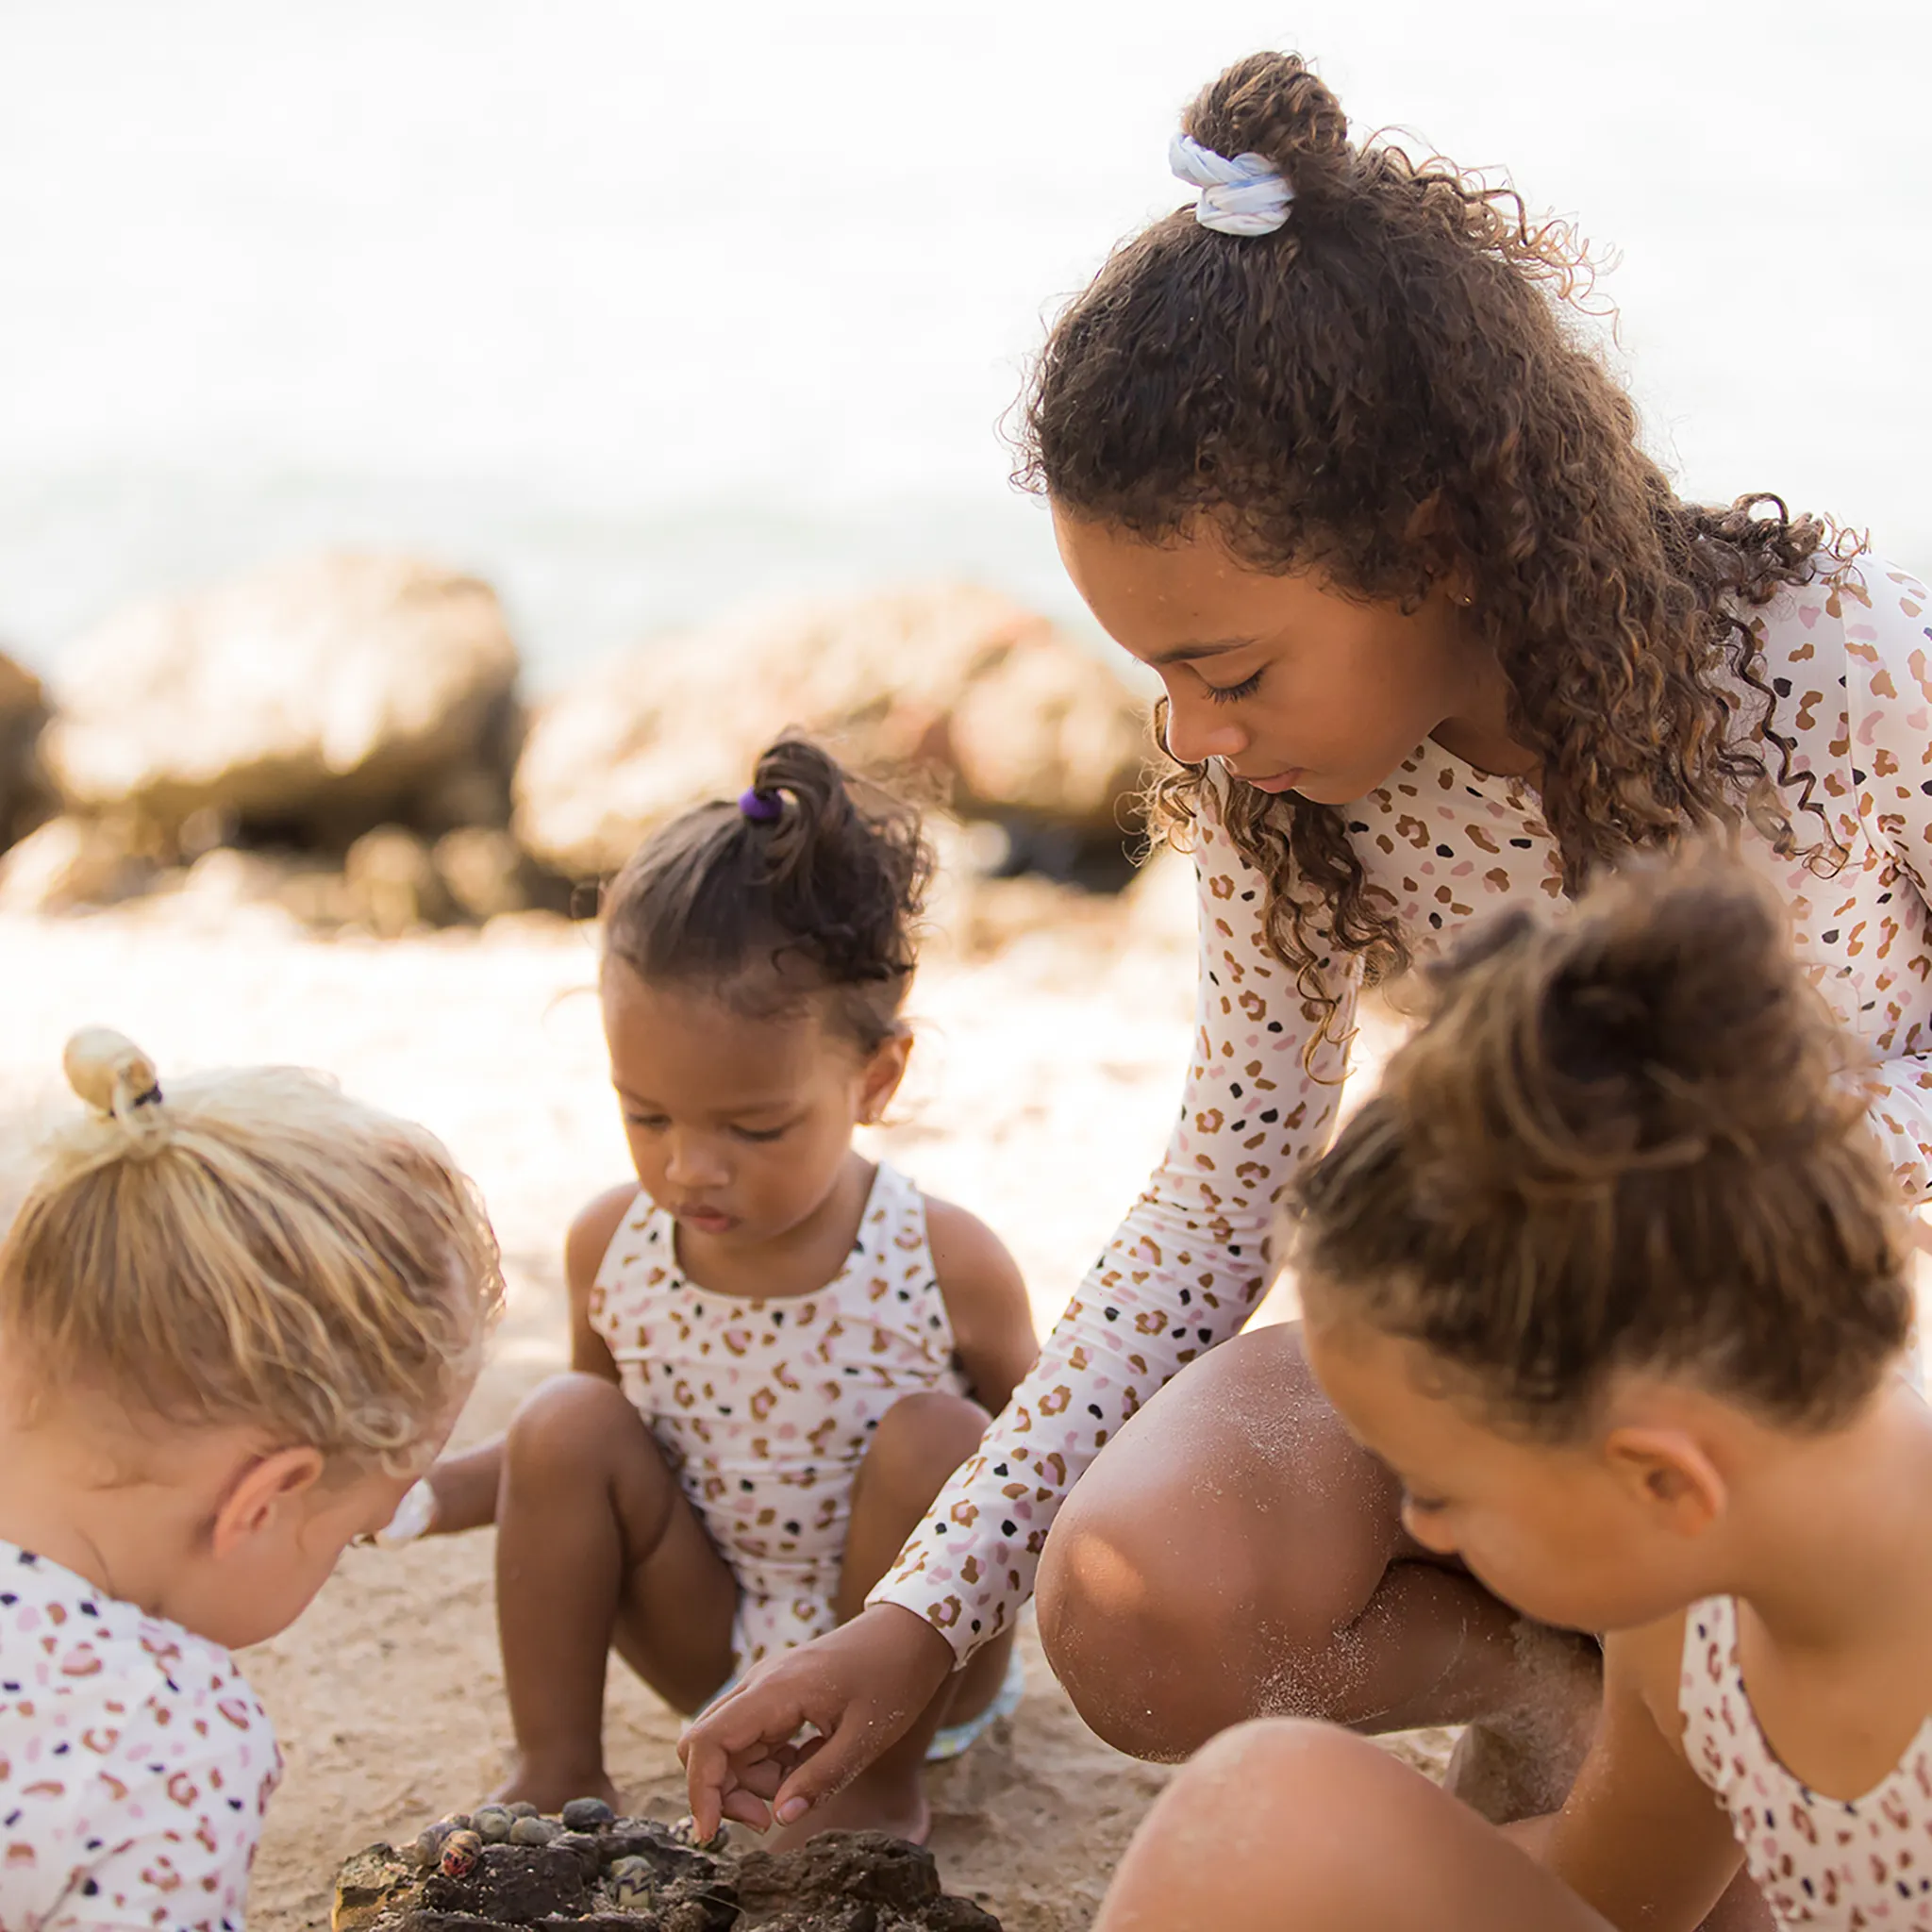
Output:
(679, 1604), (955, 1838)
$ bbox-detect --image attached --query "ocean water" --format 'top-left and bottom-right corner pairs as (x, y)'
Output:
(1, 0), (1926, 687)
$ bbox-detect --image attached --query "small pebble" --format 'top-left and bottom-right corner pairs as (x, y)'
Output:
(506, 1800), (541, 1819)
(472, 1806), (514, 1843)
(510, 1814), (560, 1846)
(439, 1829), (483, 1879)
(561, 1795), (615, 1831)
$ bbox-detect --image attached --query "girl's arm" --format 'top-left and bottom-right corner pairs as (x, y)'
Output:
(924, 1197), (1037, 1415)
(423, 1184), (632, 1535)
(1839, 560), (1932, 1201)
(866, 792), (1359, 1661)
(1541, 1623), (1742, 1932)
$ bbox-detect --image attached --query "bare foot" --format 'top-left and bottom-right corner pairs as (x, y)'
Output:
(1443, 1623), (1602, 1824)
(768, 1765), (930, 1851)
(490, 1757), (624, 1816)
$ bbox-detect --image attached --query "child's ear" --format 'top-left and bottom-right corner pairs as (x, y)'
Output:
(210, 1446), (326, 1559)
(1601, 1426), (1726, 1536)
(856, 1031), (912, 1125)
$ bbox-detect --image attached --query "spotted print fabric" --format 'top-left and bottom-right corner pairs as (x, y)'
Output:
(0, 1543), (280, 1932)
(874, 558), (1932, 1662)
(1680, 1594), (1932, 1926)
(589, 1160), (970, 1669)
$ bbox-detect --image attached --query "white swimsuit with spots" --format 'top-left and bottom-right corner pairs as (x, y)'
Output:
(0, 1543), (281, 1932)
(589, 1161), (970, 1670)
(874, 557), (1932, 1661)
(1681, 1594), (1932, 1927)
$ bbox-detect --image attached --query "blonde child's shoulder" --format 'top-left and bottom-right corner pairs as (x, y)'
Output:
(1, 1549), (279, 1924)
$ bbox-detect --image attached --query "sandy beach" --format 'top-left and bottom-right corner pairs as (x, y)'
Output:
(0, 862), (1448, 1932)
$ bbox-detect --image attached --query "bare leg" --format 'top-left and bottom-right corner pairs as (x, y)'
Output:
(1095, 1720), (1617, 1932)
(492, 1373), (737, 1809)
(1038, 1326), (1589, 1772)
(773, 1390), (1014, 1846)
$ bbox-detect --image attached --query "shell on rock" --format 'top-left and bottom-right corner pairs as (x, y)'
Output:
(506, 1800), (541, 1819)
(606, 1856), (656, 1911)
(472, 1805), (514, 1843)
(670, 1814), (729, 1853)
(509, 1814), (560, 1846)
(439, 1829), (483, 1879)
(560, 1795), (615, 1831)
(408, 1818), (462, 1870)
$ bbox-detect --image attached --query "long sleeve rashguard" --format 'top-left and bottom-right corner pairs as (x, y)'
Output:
(871, 556), (1932, 1662)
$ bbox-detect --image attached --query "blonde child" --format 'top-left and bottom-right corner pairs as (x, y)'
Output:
(0, 1028), (502, 1932)
(1094, 856), (1932, 1932)
(416, 739), (1037, 1841)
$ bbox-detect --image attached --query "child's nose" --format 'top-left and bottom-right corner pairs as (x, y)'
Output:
(664, 1133), (729, 1190)
(1163, 691), (1249, 767)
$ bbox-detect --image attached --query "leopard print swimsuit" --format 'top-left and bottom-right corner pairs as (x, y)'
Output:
(1681, 1594), (1932, 1927)
(873, 557), (1932, 1661)
(589, 1160), (969, 1668)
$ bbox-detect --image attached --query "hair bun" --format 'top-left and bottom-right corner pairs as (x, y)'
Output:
(63, 1028), (164, 1120)
(1184, 52), (1351, 199)
(1391, 852), (1845, 1208)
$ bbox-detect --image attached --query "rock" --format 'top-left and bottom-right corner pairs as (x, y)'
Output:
(0, 813), (156, 913)
(42, 553), (520, 847)
(0, 650), (49, 854)
(343, 826), (453, 937)
(433, 827), (530, 923)
(512, 585), (1150, 883)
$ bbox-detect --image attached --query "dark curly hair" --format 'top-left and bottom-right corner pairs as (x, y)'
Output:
(1020, 51), (1855, 1016)
(601, 738), (934, 1053)
(1293, 851), (1911, 1437)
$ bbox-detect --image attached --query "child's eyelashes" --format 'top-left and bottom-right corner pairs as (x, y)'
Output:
(1401, 1491), (1448, 1518)
(619, 1112), (789, 1144)
(1203, 670), (1263, 705)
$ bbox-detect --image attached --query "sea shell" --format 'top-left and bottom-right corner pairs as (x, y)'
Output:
(472, 1805), (514, 1843)
(439, 1829), (483, 1879)
(669, 1814), (728, 1853)
(607, 1855), (656, 1911)
(509, 1814), (560, 1846)
(408, 1816), (469, 1870)
(560, 1795), (615, 1831)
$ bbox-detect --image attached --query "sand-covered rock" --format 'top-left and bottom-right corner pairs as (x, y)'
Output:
(512, 586), (1149, 881)
(0, 648), (50, 853)
(42, 553), (522, 847)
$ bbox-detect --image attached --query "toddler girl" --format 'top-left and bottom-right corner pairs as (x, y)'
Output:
(1095, 854), (1932, 1932)
(420, 739), (1037, 1842)
(0, 1027), (502, 1932)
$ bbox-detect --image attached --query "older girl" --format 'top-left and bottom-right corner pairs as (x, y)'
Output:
(682, 48), (1932, 1869)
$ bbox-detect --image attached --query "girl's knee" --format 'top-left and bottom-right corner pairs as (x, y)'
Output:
(506, 1372), (647, 1480)
(860, 1389), (991, 1495)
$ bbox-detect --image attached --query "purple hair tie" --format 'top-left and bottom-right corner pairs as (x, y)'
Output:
(738, 787), (783, 823)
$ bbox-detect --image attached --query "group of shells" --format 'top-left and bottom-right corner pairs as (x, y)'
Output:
(412, 1797), (724, 1886)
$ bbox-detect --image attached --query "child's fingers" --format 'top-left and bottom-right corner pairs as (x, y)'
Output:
(767, 1712), (883, 1827)
(720, 1787), (776, 1832)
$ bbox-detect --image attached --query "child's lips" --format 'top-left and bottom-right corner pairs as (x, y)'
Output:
(675, 1205), (736, 1234)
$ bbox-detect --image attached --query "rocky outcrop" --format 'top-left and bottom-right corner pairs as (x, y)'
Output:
(42, 553), (521, 849)
(0, 650), (50, 853)
(512, 585), (1151, 882)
